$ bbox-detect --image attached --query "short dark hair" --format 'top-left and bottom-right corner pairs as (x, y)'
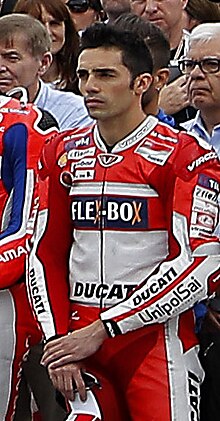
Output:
(114, 13), (170, 71)
(80, 22), (153, 81)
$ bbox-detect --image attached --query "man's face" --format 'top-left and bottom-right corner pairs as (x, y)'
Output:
(0, 34), (41, 94)
(187, 37), (220, 112)
(130, 0), (187, 37)
(77, 47), (137, 121)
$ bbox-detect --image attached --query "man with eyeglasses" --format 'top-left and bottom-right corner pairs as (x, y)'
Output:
(180, 22), (220, 421)
(180, 23), (220, 160)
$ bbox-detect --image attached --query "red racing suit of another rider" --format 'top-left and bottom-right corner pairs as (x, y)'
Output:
(29, 115), (220, 421)
(0, 94), (58, 421)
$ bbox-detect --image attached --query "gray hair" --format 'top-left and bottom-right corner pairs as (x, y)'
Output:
(0, 13), (51, 56)
(189, 22), (220, 46)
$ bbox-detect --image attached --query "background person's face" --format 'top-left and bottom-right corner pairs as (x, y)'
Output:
(0, 35), (42, 94)
(130, 0), (187, 37)
(40, 6), (65, 54)
(187, 37), (220, 112)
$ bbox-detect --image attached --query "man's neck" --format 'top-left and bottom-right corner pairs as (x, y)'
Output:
(97, 110), (147, 147)
(169, 15), (186, 51)
(200, 110), (220, 135)
(42, 60), (59, 84)
(28, 80), (41, 103)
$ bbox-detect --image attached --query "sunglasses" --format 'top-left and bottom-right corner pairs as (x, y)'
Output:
(66, 0), (91, 13)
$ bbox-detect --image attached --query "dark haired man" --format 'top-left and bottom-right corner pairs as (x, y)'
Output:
(30, 23), (220, 421)
(114, 13), (173, 124)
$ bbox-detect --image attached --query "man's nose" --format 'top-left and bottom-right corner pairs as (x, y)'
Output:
(189, 63), (206, 79)
(84, 75), (100, 93)
(0, 60), (7, 72)
(144, 0), (158, 14)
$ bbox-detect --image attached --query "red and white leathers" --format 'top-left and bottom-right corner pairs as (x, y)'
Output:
(0, 94), (58, 421)
(29, 115), (220, 421)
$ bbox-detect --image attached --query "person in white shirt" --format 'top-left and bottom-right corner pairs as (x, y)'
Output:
(180, 23), (220, 158)
(0, 13), (92, 131)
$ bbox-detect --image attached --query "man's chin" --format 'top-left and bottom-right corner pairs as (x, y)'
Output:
(0, 86), (11, 95)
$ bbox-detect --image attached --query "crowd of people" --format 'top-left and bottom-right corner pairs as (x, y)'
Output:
(0, 0), (220, 420)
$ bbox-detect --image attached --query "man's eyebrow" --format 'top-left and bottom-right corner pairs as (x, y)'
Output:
(94, 67), (117, 72)
(77, 67), (117, 74)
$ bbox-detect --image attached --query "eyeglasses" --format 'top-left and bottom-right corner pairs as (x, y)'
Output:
(179, 57), (220, 74)
(66, 0), (89, 13)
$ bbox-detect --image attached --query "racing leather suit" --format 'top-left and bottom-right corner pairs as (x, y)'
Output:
(0, 94), (58, 421)
(29, 115), (220, 421)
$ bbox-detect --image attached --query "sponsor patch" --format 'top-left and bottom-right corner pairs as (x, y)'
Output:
(58, 152), (68, 168)
(68, 147), (96, 160)
(74, 170), (95, 180)
(187, 152), (217, 172)
(74, 158), (96, 169)
(198, 174), (220, 193)
(190, 185), (219, 238)
(135, 138), (174, 165)
(73, 281), (136, 303)
(71, 196), (148, 229)
(97, 153), (123, 167)
(64, 135), (91, 149)
(0, 107), (29, 115)
(137, 276), (203, 324)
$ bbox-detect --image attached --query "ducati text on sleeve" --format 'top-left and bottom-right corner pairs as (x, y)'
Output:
(29, 268), (46, 315)
(137, 276), (203, 324)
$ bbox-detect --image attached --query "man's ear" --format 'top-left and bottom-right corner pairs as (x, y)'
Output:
(133, 73), (153, 95)
(38, 52), (53, 77)
(154, 68), (170, 91)
(182, 0), (188, 10)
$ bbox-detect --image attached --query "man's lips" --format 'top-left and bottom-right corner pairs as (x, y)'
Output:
(0, 78), (12, 84)
(147, 17), (164, 25)
(85, 97), (104, 107)
(190, 85), (210, 94)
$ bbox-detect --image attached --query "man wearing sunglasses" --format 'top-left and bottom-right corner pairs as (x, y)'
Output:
(66, 0), (106, 32)
(180, 22), (220, 421)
